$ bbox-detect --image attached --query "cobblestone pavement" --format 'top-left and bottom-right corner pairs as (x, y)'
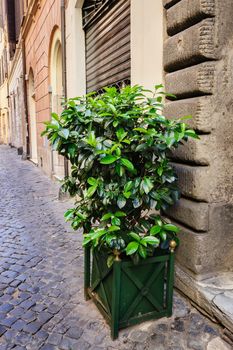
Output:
(0, 145), (231, 350)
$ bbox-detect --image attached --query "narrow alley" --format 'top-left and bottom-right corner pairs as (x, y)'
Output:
(0, 146), (230, 350)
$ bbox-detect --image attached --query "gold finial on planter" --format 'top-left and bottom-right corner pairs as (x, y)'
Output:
(169, 240), (177, 253)
(113, 249), (121, 261)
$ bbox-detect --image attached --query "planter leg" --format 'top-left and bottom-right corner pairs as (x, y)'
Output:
(166, 251), (175, 317)
(84, 246), (91, 301)
(111, 260), (121, 340)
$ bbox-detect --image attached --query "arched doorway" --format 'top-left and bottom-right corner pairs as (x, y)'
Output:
(28, 69), (38, 164)
(49, 28), (64, 179)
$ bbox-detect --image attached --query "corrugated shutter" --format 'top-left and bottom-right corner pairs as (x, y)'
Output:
(84, 0), (130, 93)
(14, 0), (24, 41)
(5, 0), (16, 58)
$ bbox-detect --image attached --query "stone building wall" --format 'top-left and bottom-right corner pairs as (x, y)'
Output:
(8, 50), (25, 152)
(163, 0), (233, 331)
(24, 0), (61, 175)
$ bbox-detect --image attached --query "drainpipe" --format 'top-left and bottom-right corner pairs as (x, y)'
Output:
(22, 38), (30, 158)
(61, 0), (69, 177)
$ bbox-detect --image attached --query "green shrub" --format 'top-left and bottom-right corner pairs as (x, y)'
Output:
(42, 85), (198, 265)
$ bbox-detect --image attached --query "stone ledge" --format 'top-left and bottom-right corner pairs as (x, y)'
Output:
(164, 19), (217, 72)
(167, 0), (215, 36)
(164, 96), (214, 133)
(175, 265), (233, 336)
(165, 62), (216, 98)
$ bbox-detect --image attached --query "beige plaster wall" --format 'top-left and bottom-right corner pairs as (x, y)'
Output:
(65, 0), (86, 98)
(130, 0), (164, 89)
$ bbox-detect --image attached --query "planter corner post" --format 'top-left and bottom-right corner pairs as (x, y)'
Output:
(111, 252), (121, 340)
(166, 240), (177, 317)
(84, 246), (91, 301)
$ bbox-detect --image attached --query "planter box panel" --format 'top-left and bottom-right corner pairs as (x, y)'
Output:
(85, 248), (175, 339)
(119, 261), (166, 321)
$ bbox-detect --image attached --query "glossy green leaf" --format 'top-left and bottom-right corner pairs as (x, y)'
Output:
(116, 128), (127, 141)
(142, 177), (153, 194)
(101, 213), (113, 221)
(150, 225), (161, 235)
(108, 225), (120, 232)
(107, 255), (115, 268)
(100, 155), (117, 164)
(117, 195), (126, 209)
(133, 197), (142, 208)
(138, 245), (147, 259)
(87, 177), (98, 186)
(142, 236), (160, 245)
(111, 217), (121, 226)
(163, 224), (180, 233)
(58, 128), (69, 140)
(129, 232), (141, 242)
(87, 185), (97, 198)
(160, 230), (167, 241)
(126, 241), (139, 255)
(115, 211), (126, 217)
(123, 191), (131, 199)
(121, 158), (135, 172)
(124, 181), (133, 192)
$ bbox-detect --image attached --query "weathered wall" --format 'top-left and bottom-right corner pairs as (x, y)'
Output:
(65, 0), (86, 98)
(163, 0), (233, 282)
(8, 49), (25, 151)
(0, 81), (9, 145)
(25, 0), (61, 175)
(0, 25), (9, 145)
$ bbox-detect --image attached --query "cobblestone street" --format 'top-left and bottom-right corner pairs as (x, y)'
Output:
(0, 145), (231, 350)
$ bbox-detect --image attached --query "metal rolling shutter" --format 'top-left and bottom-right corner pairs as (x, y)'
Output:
(83, 0), (131, 93)
(14, 0), (24, 41)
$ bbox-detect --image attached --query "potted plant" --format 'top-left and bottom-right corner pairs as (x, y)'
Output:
(42, 85), (197, 339)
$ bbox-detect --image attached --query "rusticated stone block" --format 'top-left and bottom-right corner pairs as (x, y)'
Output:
(164, 96), (213, 133)
(174, 203), (233, 274)
(165, 62), (216, 98)
(170, 135), (210, 165)
(176, 226), (211, 274)
(164, 19), (217, 72)
(167, 0), (215, 35)
(165, 197), (209, 231)
(172, 163), (211, 201)
(163, 0), (181, 9)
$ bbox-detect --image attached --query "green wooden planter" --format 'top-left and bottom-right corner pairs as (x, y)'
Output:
(84, 246), (175, 339)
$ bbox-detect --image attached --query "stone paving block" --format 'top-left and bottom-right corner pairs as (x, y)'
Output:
(23, 321), (43, 334)
(40, 345), (57, 350)
(11, 319), (27, 331)
(0, 316), (18, 327)
(19, 299), (36, 310)
(66, 326), (83, 340)
(0, 324), (7, 336)
(0, 303), (14, 314)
